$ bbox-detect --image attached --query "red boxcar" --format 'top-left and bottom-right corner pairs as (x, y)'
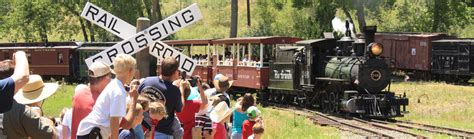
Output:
(374, 33), (450, 72)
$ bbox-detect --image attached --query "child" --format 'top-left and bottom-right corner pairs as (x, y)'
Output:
(149, 102), (168, 123)
(77, 54), (138, 139)
(144, 102), (168, 139)
(119, 103), (144, 139)
(177, 76), (208, 139)
(210, 101), (233, 139)
(242, 106), (261, 139)
(248, 122), (264, 139)
(194, 96), (223, 139)
(231, 94), (255, 139)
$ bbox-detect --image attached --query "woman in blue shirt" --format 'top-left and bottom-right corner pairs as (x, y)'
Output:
(231, 94), (255, 139)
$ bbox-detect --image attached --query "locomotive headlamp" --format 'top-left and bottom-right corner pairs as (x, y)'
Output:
(368, 43), (383, 56)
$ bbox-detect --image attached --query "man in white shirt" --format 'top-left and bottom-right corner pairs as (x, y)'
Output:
(77, 54), (139, 139)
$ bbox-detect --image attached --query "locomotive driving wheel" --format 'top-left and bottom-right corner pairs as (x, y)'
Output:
(320, 93), (330, 113)
(328, 92), (339, 113)
(297, 94), (306, 108)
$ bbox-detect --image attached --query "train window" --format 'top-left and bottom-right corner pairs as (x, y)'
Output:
(58, 52), (64, 64)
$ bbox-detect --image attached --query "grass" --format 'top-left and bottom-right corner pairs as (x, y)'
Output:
(258, 105), (339, 139)
(42, 83), (76, 117)
(391, 82), (474, 133)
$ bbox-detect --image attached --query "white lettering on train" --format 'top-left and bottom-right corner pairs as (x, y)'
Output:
(274, 70), (292, 80)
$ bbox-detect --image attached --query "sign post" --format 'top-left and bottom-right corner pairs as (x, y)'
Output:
(135, 18), (151, 78)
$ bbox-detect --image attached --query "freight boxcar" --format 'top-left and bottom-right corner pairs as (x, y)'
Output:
(431, 39), (474, 83)
(374, 33), (450, 79)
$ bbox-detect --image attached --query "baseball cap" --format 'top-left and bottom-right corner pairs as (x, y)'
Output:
(88, 61), (114, 77)
(246, 106), (260, 119)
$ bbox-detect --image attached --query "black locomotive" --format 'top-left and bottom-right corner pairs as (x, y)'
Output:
(262, 24), (409, 118)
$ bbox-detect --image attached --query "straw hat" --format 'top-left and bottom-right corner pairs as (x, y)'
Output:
(212, 74), (233, 92)
(14, 75), (59, 105)
(210, 101), (233, 123)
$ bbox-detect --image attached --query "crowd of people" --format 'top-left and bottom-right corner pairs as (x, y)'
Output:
(0, 51), (265, 139)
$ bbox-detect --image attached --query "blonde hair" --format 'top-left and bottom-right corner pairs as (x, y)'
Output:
(252, 122), (264, 134)
(113, 54), (136, 74)
(149, 102), (168, 118)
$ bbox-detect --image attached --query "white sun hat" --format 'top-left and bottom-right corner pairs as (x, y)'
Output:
(209, 101), (233, 123)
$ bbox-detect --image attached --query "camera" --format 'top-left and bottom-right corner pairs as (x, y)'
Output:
(125, 80), (141, 92)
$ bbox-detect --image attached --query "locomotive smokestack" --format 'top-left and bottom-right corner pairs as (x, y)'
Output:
(363, 26), (377, 45)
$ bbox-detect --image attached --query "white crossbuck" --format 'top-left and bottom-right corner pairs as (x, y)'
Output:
(81, 2), (202, 75)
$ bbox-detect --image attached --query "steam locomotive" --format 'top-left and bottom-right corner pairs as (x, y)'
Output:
(262, 24), (409, 118)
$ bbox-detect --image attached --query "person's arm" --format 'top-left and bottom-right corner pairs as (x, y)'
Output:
(210, 128), (216, 139)
(22, 106), (55, 139)
(120, 80), (139, 129)
(11, 51), (29, 93)
(62, 125), (68, 139)
(144, 122), (156, 139)
(179, 80), (189, 108)
(110, 117), (121, 139)
(204, 131), (213, 139)
(144, 129), (153, 139)
(197, 78), (208, 110)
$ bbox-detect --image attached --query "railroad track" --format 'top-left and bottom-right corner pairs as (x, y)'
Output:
(262, 102), (427, 138)
(370, 119), (474, 138)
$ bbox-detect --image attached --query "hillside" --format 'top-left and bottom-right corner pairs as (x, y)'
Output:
(0, 0), (471, 42)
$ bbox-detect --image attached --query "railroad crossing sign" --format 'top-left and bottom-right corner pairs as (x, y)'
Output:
(81, 2), (136, 39)
(149, 41), (195, 73)
(81, 2), (201, 75)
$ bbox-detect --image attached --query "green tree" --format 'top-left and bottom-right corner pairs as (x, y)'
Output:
(430, 0), (471, 32)
(246, 0), (274, 36)
(366, 0), (472, 36)
(1, 1), (62, 42)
